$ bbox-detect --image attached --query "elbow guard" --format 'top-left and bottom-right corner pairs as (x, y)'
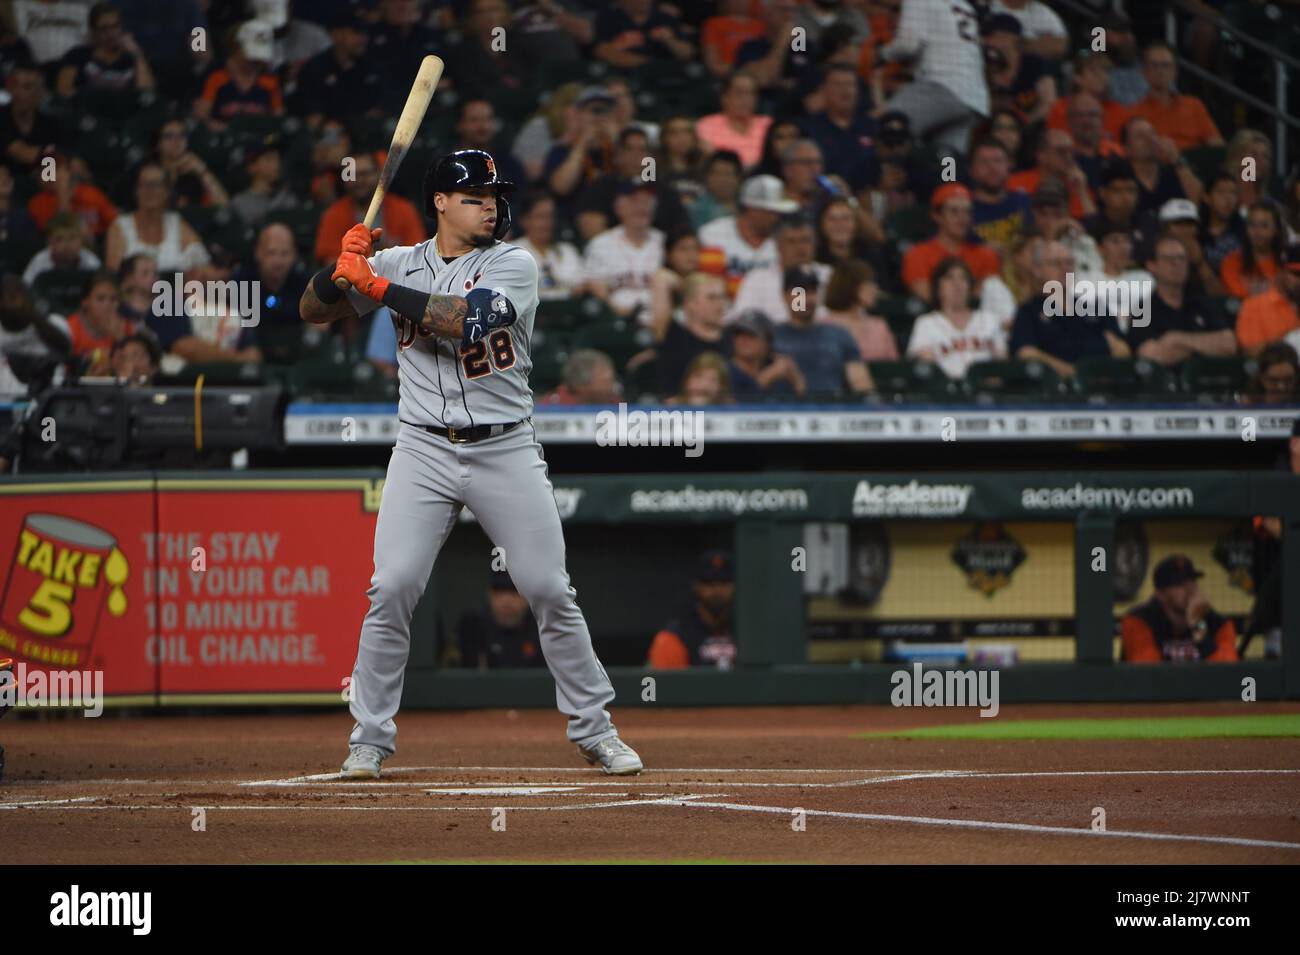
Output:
(463, 287), (517, 347)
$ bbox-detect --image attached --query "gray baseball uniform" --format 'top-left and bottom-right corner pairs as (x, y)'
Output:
(344, 237), (618, 754)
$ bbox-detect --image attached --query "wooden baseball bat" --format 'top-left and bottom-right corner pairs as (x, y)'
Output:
(335, 54), (444, 290)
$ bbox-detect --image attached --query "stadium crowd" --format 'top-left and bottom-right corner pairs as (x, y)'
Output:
(1, 0), (1300, 408)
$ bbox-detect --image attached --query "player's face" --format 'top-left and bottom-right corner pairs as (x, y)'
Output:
(694, 580), (734, 615)
(488, 587), (528, 626)
(438, 188), (499, 246)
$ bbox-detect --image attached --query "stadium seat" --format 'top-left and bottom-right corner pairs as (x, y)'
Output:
(31, 268), (93, 315)
(161, 361), (266, 387)
(573, 320), (653, 372)
(868, 360), (964, 403)
(288, 353), (395, 400)
(529, 341), (571, 392)
(624, 355), (658, 402)
(1179, 354), (1253, 402)
(536, 297), (594, 333)
(966, 359), (1064, 402)
(1073, 356), (1177, 402)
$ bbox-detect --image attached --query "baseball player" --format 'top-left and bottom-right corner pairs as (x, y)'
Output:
(299, 149), (643, 777)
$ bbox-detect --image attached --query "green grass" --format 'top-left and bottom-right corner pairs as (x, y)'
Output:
(860, 713), (1300, 741)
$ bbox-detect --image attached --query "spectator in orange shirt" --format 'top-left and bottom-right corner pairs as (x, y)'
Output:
(1126, 41), (1222, 152)
(1236, 243), (1300, 356)
(1046, 52), (1130, 143)
(1121, 555), (1238, 663)
(193, 20), (284, 127)
(901, 183), (1001, 300)
(66, 270), (137, 376)
(314, 151), (426, 266)
(26, 153), (117, 238)
(695, 72), (772, 171)
(1007, 128), (1097, 222)
(700, 0), (765, 77)
(647, 550), (737, 670)
(1220, 202), (1285, 300)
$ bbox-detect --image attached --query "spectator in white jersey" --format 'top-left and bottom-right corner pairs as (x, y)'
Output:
(699, 174), (797, 295)
(875, 0), (989, 158)
(582, 180), (665, 324)
(906, 256), (1008, 381)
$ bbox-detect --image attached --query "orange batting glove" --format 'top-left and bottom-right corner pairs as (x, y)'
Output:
(340, 223), (383, 257)
(333, 252), (390, 300)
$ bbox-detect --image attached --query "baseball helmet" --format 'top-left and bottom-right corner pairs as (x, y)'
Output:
(424, 149), (516, 241)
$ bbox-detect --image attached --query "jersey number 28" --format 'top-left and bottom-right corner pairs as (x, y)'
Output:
(461, 329), (516, 378)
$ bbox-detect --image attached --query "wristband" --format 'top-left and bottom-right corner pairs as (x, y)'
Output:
(381, 282), (432, 321)
(312, 268), (344, 304)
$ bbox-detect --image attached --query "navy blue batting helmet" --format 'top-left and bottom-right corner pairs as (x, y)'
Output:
(424, 149), (515, 240)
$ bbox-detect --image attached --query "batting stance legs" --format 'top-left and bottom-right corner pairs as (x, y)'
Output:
(347, 423), (618, 756)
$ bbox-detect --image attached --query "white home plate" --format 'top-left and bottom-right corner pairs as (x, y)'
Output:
(424, 786), (584, 796)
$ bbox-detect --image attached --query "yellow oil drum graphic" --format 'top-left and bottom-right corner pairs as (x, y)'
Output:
(0, 514), (129, 667)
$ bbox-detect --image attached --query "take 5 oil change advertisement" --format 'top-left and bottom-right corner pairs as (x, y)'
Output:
(0, 477), (381, 701)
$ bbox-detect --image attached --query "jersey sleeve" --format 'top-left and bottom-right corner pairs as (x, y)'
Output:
(1120, 615), (1162, 662)
(481, 247), (540, 331)
(905, 314), (937, 357)
(647, 630), (691, 668)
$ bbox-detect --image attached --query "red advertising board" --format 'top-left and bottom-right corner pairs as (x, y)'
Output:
(0, 477), (382, 700)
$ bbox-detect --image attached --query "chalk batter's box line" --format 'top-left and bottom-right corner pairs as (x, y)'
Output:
(4, 792), (1297, 854)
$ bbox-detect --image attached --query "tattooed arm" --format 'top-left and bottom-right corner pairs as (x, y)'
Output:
(300, 272), (359, 325)
(418, 294), (468, 339)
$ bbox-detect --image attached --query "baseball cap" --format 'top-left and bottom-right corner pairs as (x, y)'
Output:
(1102, 10), (1134, 32)
(930, 182), (972, 211)
(244, 134), (281, 164)
(783, 264), (820, 292)
(236, 19), (275, 62)
(739, 175), (800, 214)
(1159, 198), (1200, 224)
(1152, 555), (1204, 589)
(489, 568), (518, 591)
(878, 110), (911, 146)
(1031, 179), (1069, 208)
(575, 85), (615, 108)
(1100, 157), (1136, 186)
(985, 13), (1023, 36)
(1281, 243), (1300, 273)
(732, 309), (774, 342)
(696, 550), (733, 583)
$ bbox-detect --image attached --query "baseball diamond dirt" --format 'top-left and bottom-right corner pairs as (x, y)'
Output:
(2, 702), (1298, 864)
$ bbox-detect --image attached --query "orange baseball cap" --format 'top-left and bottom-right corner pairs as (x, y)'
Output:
(930, 183), (972, 210)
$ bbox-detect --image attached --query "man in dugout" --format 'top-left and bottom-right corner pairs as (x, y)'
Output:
(1120, 555), (1239, 663)
(647, 550), (737, 670)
